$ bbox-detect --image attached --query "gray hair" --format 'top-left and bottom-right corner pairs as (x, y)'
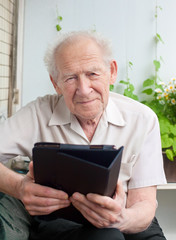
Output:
(44, 31), (113, 82)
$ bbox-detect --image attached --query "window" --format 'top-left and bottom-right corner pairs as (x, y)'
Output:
(0, 0), (18, 120)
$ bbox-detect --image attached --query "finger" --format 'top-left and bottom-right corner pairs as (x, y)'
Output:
(115, 181), (125, 199)
(71, 193), (96, 215)
(73, 194), (119, 224)
(71, 192), (107, 213)
(86, 193), (119, 211)
(26, 182), (69, 200)
(71, 195), (110, 228)
(87, 182), (125, 211)
(25, 194), (70, 208)
(27, 161), (34, 179)
(71, 193), (108, 219)
(23, 193), (70, 215)
(27, 201), (70, 216)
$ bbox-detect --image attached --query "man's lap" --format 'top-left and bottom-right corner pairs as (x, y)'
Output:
(124, 217), (166, 240)
(0, 192), (32, 240)
(29, 217), (166, 240)
(0, 194), (166, 240)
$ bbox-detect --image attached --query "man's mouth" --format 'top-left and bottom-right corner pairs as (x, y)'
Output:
(78, 99), (96, 104)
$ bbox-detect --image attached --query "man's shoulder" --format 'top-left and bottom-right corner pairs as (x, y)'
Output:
(35, 94), (61, 104)
(109, 92), (157, 119)
(28, 94), (61, 110)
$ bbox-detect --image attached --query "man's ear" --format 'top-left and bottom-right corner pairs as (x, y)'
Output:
(109, 60), (118, 85)
(50, 75), (62, 94)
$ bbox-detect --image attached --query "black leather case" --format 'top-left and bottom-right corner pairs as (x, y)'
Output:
(33, 142), (123, 224)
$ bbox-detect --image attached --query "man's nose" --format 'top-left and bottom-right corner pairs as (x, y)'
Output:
(76, 75), (92, 96)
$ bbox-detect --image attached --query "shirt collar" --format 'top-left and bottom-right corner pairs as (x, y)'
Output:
(48, 94), (126, 127)
(48, 96), (71, 126)
(105, 96), (126, 127)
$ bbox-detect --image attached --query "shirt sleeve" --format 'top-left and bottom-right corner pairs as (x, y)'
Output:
(128, 114), (167, 189)
(0, 103), (39, 164)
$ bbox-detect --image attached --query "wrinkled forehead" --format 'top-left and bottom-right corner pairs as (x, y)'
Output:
(54, 37), (106, 73)
(55, 36), (103, 61)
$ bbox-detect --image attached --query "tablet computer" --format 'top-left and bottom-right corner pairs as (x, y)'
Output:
(33, 142), (123, 223)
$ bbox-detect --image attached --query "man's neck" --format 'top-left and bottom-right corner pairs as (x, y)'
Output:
(77, 115), (102, 142)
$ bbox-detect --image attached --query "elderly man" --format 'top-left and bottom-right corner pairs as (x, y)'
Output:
(0, 31), (166, 240)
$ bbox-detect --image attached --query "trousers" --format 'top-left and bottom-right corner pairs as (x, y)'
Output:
(0, 193), (166, 240)
(29, 216), (166, 240)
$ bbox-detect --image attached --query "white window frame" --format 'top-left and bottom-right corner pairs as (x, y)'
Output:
(15, 0), (24, 112)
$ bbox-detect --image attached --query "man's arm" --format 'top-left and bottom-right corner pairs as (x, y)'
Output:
(118, 186), (157, 233)
(0, 162), (24, 198)
(0, 162), (70, 215)
(70, 182), (157, 233)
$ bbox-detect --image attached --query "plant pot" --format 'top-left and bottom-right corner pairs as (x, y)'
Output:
(163, 152), (176, 183)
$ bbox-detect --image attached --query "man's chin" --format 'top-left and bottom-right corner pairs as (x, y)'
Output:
(75, 111), (103, 123)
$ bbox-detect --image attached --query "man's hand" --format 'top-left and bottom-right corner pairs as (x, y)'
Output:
(18, 161), (70, 216)
(70, 182), (157, 233)
(70, 181), (126, 228)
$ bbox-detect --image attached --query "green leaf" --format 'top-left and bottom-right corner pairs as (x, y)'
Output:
(119, 80), (128, 85)
(161, 134), (173, 148)
(57, 16), (63, 21)
(159, 119), (171, 134)
(109, 85), (114, 91)
(129, 61), (133, 69)
(165, 149), (174, 161)
(141, 88), (153, 95)
(155, 83), (164, 91)
(169, 124), (176, 136)
(173, 137), (176, 154)
(56, 24), (62, 31)
(128, 84), (135, 92)
(131, 94), (139, 101)
(153, 60), (161, 71)
(156, 33), (164, 44)
(124, 89), (134, 98)
(143, 78), (154, 88)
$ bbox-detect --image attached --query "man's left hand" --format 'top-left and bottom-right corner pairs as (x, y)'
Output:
(70, 181), (126, 228)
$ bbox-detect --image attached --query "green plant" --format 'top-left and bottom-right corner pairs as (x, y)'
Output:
(155, 79), (176, 124)
(56, 8), (63, 32)
(143, 79), (176, 161)
(119, 61), (139, 101)
(141, 4), (164, 98)
(159, 117), (176, 161)
(118, 77), (176, 161)
(140, 4), (176, 161)
(114, 3), (176, 161)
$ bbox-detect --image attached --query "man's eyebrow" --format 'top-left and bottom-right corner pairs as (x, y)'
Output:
(87, 67), (102, 72)
(62, 72), (76, 78)
(61, 67), (103, 78)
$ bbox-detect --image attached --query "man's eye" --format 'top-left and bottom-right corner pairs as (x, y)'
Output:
(89, 72), (98, 77)
(65, 77), (76, 82)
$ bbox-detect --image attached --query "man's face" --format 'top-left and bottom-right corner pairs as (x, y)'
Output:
(53, 38), (117, 122)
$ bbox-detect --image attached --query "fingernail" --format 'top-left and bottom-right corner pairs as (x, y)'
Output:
(72, 193), (79, 200)
(61, 193), (68, 199)
(64, 195), (69, 200)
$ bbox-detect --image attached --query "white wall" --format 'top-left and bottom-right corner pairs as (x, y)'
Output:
(22, 0), (176, 106)
(21, 0), (176, 239)
(156, 190), (176, 240)
(21, 0), (148, 105)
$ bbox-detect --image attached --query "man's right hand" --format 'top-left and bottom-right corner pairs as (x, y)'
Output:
(18, 161), (70, 216)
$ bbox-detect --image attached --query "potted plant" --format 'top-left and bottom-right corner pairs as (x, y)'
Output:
(116, 76), (176, 182)
(143, 78), (176, 161)
(142, 78), (176, 182)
